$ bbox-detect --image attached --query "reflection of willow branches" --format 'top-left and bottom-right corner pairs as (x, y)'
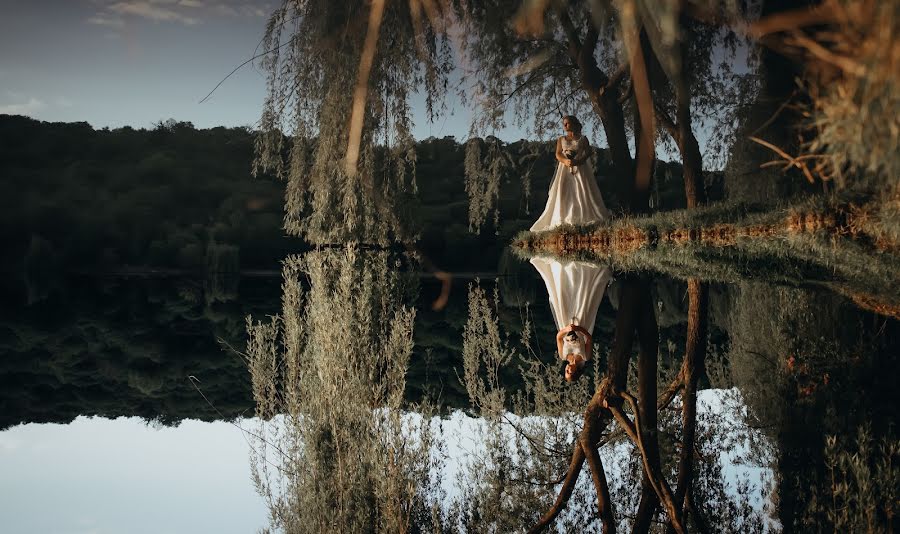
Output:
(187, 375), (298, 478)
(460, 281), (594, 531)
(245, 247), (443, 533)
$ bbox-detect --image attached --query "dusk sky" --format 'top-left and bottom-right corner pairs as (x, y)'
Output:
(0, 0), (503, 139)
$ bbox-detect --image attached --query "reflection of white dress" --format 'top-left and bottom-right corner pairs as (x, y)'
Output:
(530, 257), (612, 359)
(530, 135), (610, 232)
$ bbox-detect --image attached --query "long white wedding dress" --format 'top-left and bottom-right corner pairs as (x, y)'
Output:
(530, 135), (609, 232)
(529, 257), (612, 359)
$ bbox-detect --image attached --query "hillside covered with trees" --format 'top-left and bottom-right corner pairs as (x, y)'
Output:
(1, 114), (713, 285)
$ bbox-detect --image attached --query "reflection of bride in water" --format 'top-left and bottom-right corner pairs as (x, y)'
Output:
(530, 257), (612, 382)
(530, 115), (609, 232)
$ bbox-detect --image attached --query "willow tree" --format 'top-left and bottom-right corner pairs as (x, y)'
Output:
(253, 0), (454, 244)
(450, 2), (762, 531)
(244, 248), (443, 533)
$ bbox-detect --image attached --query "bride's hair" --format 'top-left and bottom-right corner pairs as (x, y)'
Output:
(563, 115), (582, 134)
(562, 358), (586, 382)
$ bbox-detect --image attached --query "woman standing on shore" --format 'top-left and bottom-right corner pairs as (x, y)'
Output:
(530, 115), (610, 232)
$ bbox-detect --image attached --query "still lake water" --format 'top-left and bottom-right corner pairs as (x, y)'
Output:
(1, 245), (896, 532)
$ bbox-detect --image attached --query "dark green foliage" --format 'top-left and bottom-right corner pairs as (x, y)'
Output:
(0, 115), (296, 279)
(1, 116), (708, 278)
(727, 282), (899, 531)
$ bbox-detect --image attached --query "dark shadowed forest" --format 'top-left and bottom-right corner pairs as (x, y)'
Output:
(0, 115), (717, 428)
(0, 114), (714, 279)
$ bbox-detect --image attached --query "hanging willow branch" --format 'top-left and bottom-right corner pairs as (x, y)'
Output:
(253, 0), (454, 244)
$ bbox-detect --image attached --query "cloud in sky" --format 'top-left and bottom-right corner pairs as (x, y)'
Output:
(87, 0), (268, 28)
(86, 13), (126, 28)
(0, 96), (45, 115)
(109, 1), (201, 25)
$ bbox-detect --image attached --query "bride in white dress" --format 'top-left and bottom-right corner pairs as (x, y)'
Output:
(530, 256), (613, 382)
(530, 115), (610, 232)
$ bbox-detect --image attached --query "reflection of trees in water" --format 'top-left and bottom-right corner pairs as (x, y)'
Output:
(728, 283), (898, 531)
(458, 280), (771, 532)
(244, 267), (774, 532)
(0, 277), (278, 429)
(807, 425), (898, 532)
(240, 0), (899, 529)
(245, 247), (444, 532)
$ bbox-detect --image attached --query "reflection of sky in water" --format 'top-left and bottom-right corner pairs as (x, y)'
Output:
(1, 389), (773, 532)
(0, 418), (267, 534)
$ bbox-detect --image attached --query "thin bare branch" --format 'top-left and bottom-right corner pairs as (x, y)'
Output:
(617, 391), (686, 534)
(527, 443), (587, 533)
(748, 3), (841, 38)
(785, 31), (866, 76)
(345, 0), (387, 177)
(655, 103), (680, 146)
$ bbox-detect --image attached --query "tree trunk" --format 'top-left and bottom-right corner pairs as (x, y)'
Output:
(594, 92), (635, 206)
(677, 102), (706, 208)
(528, 445), (587, 533)
(633, 284), (662, 533)
(582, 397), (617, 533)
(674, 22), (707, 209)
(670, 279), (709, 532)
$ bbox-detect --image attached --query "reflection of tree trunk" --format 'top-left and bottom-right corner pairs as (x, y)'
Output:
(582, 399), (617, 533)
(655, 17), (710, 529)
(670, 279), (709, 531)
(634, 284), (662, 533)
(528, 444), (586, 533)
(608, 390), (685, 533)
(531, 274), (652, 532)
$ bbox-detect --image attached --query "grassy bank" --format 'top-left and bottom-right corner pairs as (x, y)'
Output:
(513, 192), (900, 318)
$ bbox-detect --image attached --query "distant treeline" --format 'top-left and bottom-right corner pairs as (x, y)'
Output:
(1, 115), (715, 280)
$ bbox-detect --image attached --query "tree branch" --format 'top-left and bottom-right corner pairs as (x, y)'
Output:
(502, 413), (571, 459)
(605, 63), (629, 95)
(528, 441), (587, 533)
(747, 2), (841, 38)
(556, 4), (584, 58)
(555, 4), (610, 88)
(669, 280), (709, 532)
(658, 371), (685, 411)
(616, 391), (686, 534)
(623, 16), (655, 210)
(654, 102), (680, 147)
(581, 398), (616, 533)
(634, 287), (661, 533)
(686, 489), (711, 534)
